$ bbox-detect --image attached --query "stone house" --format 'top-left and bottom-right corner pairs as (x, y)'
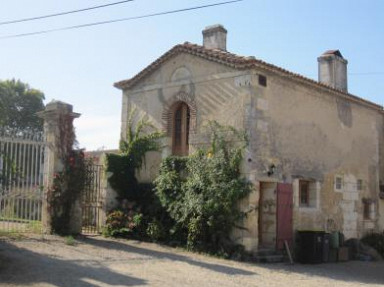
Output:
(114, 25), (384, 252)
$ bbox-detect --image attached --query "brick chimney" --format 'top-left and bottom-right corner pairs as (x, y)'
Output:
(202, 24), (227, 51)
(318, 50), (348, 92)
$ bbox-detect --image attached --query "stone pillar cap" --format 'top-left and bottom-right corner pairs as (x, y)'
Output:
(37, 100), (81, 119)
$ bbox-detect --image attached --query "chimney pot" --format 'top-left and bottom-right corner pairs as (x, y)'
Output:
(202, 24), (227, 51)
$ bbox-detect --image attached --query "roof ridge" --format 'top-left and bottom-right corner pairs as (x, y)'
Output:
(114, 43), (383, 111)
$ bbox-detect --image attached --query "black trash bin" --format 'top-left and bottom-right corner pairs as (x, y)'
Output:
(297, 231), (325, 264)
(323, 233), (330, 262)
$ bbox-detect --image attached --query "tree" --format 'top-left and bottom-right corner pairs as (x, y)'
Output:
(0, 79), (45, 134)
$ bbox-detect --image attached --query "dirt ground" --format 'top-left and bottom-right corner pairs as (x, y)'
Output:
(1, 234), (384, 287)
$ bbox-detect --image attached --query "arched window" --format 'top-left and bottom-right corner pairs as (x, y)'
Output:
(172, 102), (190, 156)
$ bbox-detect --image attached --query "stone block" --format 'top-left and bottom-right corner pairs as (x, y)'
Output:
(248, 189), (259, 203)
(343, 192), (358, 201)
(345, 212), (358, 221)
(257, 98), (269, 111)
(242, 237), (258, 252)
(257, 120), (269, 132)
(341, 201), (354, 212)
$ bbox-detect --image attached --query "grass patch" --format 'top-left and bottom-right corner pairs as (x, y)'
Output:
(65, 235), (76, 246)
(0, 230), (25, 240)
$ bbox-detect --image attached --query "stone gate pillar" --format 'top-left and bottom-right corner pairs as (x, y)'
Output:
(38, 101), (81, 234)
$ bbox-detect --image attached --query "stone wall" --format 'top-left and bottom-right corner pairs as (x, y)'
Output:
(119, 52), (384, 251)
(243, 69), (383, 239)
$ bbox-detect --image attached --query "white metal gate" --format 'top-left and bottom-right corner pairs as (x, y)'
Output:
(0, 132), (45, 233)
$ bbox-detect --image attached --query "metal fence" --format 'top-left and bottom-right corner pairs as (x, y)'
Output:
(0, 132), (45, 233)
(82, 164), (104, 234)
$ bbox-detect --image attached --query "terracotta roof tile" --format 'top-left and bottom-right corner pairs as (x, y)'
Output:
(114, 43), (382, 111)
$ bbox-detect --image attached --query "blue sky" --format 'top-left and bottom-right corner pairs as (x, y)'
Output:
(0, 0), (383, 150)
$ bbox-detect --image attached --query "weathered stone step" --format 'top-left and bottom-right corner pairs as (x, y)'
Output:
(253, 249), (285, 263)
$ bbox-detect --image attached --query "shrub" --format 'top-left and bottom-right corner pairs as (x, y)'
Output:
(361, 232), (384, 257)
(65, 235), (76, 246)
(105, 209), (144, 238)
(154, 122), (251, 256)
(106, 108), (163, 201)
(146, 219), (166, 242)
(104, 108), (170, 241)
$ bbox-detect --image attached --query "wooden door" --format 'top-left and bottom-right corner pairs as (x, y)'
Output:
(276, 183), (293, 250)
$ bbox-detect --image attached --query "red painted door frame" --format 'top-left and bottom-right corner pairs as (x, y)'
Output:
(276, 183), (293, 250)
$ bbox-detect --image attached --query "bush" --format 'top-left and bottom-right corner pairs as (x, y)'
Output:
(154, 122), (251, 256)
(106, 108), (163, 201)
(105, 209), (143, 238)
(104, 108), (171, 241)
(361, 232), (384, 257)
(146, 219), (166, 242)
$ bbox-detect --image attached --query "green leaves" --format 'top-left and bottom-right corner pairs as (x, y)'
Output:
(107, 108), (164, 200)
(154, 122), (251, 255)
(0, 79), (45, 134)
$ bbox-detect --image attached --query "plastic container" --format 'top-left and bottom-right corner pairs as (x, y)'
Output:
(297, 231), (325, 264)
(330, 231), (339, 248)
(323, 233), (331, 262)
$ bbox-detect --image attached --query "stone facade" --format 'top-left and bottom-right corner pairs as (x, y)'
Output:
(115, 25), (384, 252)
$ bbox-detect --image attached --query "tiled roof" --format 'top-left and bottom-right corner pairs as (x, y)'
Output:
(114, 42), (382, 111)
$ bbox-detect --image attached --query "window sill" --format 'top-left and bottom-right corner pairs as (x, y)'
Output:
(298, 206), (318, 212)
(363, 218), (376, 222)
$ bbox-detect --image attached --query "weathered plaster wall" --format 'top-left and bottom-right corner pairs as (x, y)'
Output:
(379, 114), (384, 230)
(121, 53), (252, 182)
(245, 70), (383, 239)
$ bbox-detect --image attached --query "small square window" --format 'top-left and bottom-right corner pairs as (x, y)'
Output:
(357, 179), (363, 191)
(258, 75), (267, 87)
(335, 177), (342, 190)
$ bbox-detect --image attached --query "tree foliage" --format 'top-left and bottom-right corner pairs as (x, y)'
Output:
(106, 108), (164, 200)
(105, 109), (169, 241)
(0, 79), (45, 134)
(154, 122), (251, 256)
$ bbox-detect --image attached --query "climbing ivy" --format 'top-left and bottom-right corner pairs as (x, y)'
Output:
(105, 109), (169, 240)
(106, 108), (164, 201)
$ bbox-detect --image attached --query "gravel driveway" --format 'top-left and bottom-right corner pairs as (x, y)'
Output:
(1, 234), (383, 287)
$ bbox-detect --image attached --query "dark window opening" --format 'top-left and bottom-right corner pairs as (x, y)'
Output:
(259, 75), (267, 87)
(172, 103), (190, 156)
(363, 199), (374, 220)
(299, 180), (309, 206)
(335, 177), (342, 190)
(363, 202), (371, 220)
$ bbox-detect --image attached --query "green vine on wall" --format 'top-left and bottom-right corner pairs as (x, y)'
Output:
(104, 109), (169, 240)
(106, 108), (164, 201)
